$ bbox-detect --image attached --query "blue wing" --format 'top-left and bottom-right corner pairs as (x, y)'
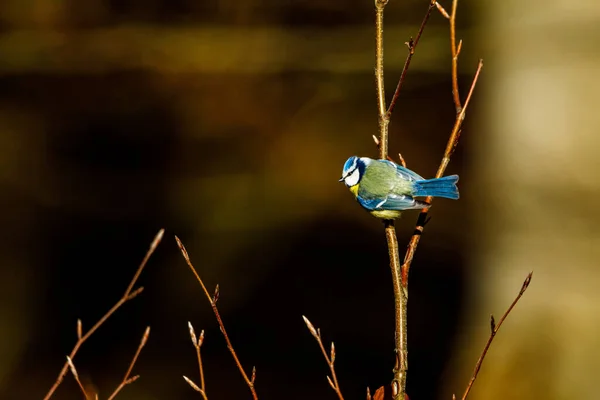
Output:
(381, 160), (424, 181)
(357, 193), (427, 211)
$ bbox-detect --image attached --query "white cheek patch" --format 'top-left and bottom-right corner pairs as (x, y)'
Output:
(344, 168), (360, 187)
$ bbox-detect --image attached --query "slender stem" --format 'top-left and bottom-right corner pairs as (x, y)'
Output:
(387, 0), (437, 118)
(303, 316), (344, 400)
(460, 272), (533, 400)
(176, 236), (259, 400)
(436, 59), (482, 177)
(43, 229), (164, 400)
(318, 338), (343, 400)
(401, 59), (483, 286)
(198, 345), (206, 393)
(385, 223), (407, 399)
(449, 0), (462, 113)
(375, 0), (389, 160)
(107, 326), (150, 400)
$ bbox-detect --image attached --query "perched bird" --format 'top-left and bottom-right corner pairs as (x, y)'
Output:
(339, 156), (459, 219)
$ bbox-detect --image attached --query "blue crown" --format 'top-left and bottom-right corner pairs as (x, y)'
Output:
(342, 156), (359, 175)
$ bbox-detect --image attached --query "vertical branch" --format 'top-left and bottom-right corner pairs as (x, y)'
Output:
(375, 0), (389, 160)
(449, 0), (463, 113)
(184, 322), (208, 400)
(373, 1), (482, 398)
(385, 223), (407, 400)
(374, 1), (406, 399)
(373, 1), (437, 399)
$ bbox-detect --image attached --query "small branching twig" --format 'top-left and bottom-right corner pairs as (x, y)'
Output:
(106, 326), (150, 400)
(184, 375), (208, 400)
(302, 316), (344, 400)
(175, 236), (258, 400)
(372, 135), (407, 167)
(65, 357), (96, 400)
(184, 321), (208, 400)
(400, 0), (484, 287)
(44, 229), (164, 400)
(386, 0), (437, 119)
(400, 58), (483, 287)
(436, 0), (463, 113)
(457, 272), (533, 400)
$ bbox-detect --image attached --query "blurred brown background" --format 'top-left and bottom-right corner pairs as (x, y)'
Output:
(0, 0), (598, 399)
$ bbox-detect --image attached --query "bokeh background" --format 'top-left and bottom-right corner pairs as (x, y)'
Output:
(1, 0), (599, 399)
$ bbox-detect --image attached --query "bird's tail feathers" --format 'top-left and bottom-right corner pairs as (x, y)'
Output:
(413, 175), (459, 199)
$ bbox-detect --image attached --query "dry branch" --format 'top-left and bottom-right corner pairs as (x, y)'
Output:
(458, 272), (533, 400)
(175, 236), (258, 400)
(400, 58), (483, 287)
(43, 229), (164, 400)
(184, 321), (209, 399)
(106, 326), (150, 400)
(302, 316), (344, 400)
(373, 1), (441, 398)
(373, 0), (483, 398)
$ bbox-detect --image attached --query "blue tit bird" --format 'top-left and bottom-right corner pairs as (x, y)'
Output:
(339, 156), (459, 219)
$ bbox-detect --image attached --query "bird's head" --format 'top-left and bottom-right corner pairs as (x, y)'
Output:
(339, 156), (369, 187)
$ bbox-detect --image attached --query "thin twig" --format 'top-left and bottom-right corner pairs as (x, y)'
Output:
(184, 375), (209, 400)
(386, 0), (437, 118)
(400, 59), (483, 286)
(460, 272), (533, 400)
(65, 357), (88, 399)
(302, 316), (344, 400)
(372, 135), (407, 167)
(449, 0), (462, 113)
(435, 0), (463, 113)
(375, 0), (390, 159)
(43, 229), (164, 400)
(106, 326), (150, 400)
(175, 236), (258, 400)
(187, 321), (207, 395)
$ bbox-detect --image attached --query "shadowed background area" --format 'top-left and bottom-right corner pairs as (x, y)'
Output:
(0, 1), (598, 399)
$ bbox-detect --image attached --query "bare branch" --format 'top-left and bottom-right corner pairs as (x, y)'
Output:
(176, 236), (258, 400)
(449, 0), (462, 113)
(386, 0), (438, 118)
(460, 272), (533, 400)
(188, 321), (207, 394)
(373, 1), (444, 397)
(400, 59), (483, 287)
(184, 375), (209, 400)
(65, 357), (86, 397)
(302, 316), (344, 400)
(43, 229), (164, 400)
(107, 326), (151, 400)
(375, 0), (390, 160)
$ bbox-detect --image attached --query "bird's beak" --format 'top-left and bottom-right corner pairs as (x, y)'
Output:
(338, 176), (345, 182)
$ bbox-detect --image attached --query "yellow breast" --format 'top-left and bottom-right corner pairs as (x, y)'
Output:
(349, 184), (359, 196)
